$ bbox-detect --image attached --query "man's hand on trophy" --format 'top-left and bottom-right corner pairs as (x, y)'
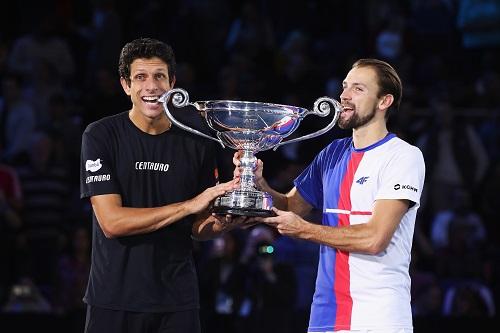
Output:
(260, 207), (306, 238)
(186, 180), (239, 215)
(232, 151), (264, 188)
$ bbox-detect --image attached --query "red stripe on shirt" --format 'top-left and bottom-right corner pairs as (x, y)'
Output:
(350, 211), (372, 215)
(334, 151), (363, 330)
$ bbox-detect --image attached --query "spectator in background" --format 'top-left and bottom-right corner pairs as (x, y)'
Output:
(225, 1), (275, 55)
(410, 0), (456, 59)
(434, 208), (488, 285)
(478, 160), (500, 239)
(412, 279), (443, 316)
(82, 0), (122, 84)
(54, 225), (90, 333)
(0, 72), (36, 165)
(430, 188), (486, 251)
(245, 240), (296, 333)
(82, 67), (130, 126)
(16, 131), (72, 231)
(199, 232), (248, 333)
(0, 163), (22, 229)
(0, 163), (23, 303)
(442, 281), (496, 317)
(7, 12), (75, 85)
(13, 131), (73, 293)
(239, 225), (276, 265)
(23, 59), (65, 127)
(2, 277), (52, 314)
(456, 0), (500, 80)
(43, 94), (83, 171)
(457, 0), (500, 50)
(415, 91), (489, 213)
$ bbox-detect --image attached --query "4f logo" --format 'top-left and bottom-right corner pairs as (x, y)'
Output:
(356, 176), (369, 185)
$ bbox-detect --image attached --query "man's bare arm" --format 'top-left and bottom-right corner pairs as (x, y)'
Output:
(263, 199), (410, 254)
(91, 180), (237, 238)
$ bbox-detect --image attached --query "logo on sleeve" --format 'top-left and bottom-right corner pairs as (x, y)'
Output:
(394, 183), (418, 192)
(86, 159), (102, 172)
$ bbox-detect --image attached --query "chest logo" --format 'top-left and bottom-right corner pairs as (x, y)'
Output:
(356, 176), (369, 185)
(135, 161), (170, 172)
(85, 159), (102, 172)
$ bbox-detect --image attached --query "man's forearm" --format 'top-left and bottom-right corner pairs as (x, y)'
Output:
(301, 222), (382, 254)
(255, 177), (288, 210)
(91, 192), (205, 238)
(95, 201), (194, 238)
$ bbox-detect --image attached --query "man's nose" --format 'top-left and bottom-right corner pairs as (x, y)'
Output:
(340, 88), (350, 101)
(144, 77), (159, 91)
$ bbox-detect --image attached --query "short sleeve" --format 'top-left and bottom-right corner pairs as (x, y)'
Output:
(196, 142), (218, 193)
(376, 145), (425, 207)
(80, 123), (121, 198)
(293, 149), (326, 209)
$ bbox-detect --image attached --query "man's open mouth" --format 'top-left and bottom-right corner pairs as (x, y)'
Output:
(341, 104), (354, 114)
(142, 96), (160, 104)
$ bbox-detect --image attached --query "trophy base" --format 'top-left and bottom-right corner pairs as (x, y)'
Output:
(212, 190), (273, 217)
(212, 206), (274, 217)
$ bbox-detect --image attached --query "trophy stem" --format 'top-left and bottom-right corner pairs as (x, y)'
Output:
(239, 149), (257, 191)
(213, 148), (273, 217)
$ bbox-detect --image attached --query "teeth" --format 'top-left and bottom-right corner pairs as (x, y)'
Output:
(142, 96), (159, 102)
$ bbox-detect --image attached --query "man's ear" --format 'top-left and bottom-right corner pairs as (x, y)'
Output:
(170, 75), (176, 88)
(120, 77), (131, 96)
(379, 94), (394, 111)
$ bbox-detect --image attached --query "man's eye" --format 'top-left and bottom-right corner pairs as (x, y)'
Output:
(155, 73), (167, 80)
(134, 74), (146, 81)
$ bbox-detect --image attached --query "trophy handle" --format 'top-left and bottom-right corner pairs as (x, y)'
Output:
(272, 97), (341, 150)
(159, 88), (225, 148)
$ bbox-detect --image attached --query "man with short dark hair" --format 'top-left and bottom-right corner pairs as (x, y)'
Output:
(81, 37), (239, 333)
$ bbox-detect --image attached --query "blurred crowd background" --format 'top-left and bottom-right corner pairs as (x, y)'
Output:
(0, 0), (499, 332)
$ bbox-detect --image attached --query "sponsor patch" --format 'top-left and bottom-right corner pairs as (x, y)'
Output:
(394, 183), (418, 192)
(86, 174), (111, 184)
(86, 159), (103, 172)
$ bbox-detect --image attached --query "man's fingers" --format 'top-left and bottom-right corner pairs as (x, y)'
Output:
(271, 207), (285, 215)
(261, 216), (279, 225)
(233, 151), (241, 166)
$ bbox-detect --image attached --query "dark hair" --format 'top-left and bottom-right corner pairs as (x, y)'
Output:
(118, 38), (176, 86)
(352, 58), (402, 118)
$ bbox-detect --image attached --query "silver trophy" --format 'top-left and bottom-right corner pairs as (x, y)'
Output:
(159, 88), (341, 217)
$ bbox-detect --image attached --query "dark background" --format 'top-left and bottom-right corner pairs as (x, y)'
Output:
(0, 0), (499, 332)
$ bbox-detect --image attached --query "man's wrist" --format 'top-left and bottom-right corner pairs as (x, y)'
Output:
(255, 177), (268, 191)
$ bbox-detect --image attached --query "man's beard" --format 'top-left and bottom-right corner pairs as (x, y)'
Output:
(338, 106), (376, 129)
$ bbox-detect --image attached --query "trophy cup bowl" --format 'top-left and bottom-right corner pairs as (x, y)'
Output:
(159, 88), (341, 217)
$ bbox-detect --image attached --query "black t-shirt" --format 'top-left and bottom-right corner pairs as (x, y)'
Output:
(80, 111), (217, 312)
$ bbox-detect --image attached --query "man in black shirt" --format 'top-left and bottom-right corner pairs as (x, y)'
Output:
(80, 38), (240, 333)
